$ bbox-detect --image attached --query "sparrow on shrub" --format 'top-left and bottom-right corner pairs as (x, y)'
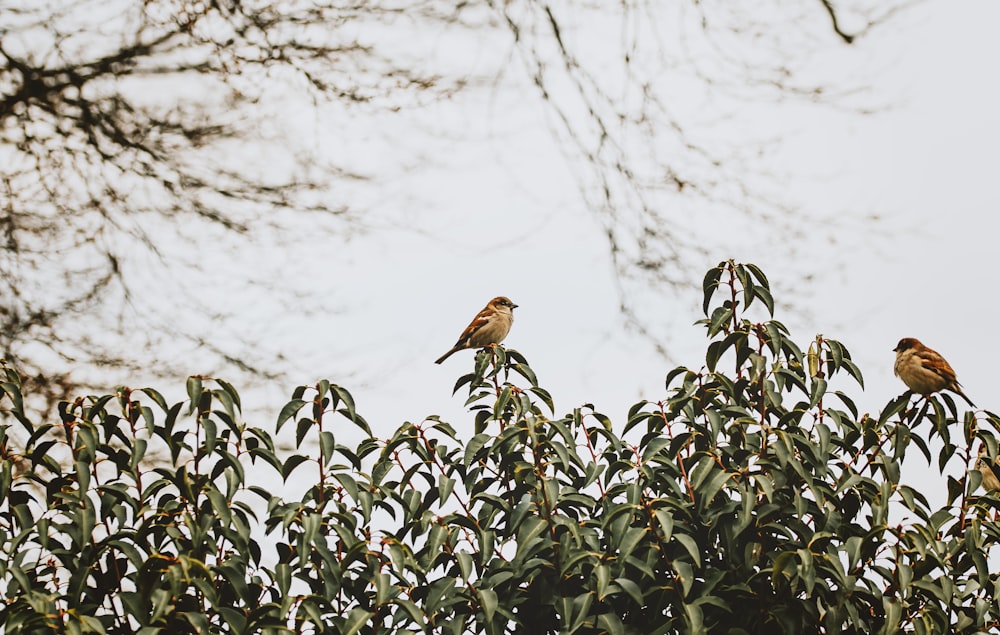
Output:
(893, 337), (975, 407)
(435, 296), (518, 364)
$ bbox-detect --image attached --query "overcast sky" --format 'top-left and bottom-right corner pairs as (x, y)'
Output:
(60, 0), (992, 509)
(300, 5), (990, 399)
(244, 0), (997, 508)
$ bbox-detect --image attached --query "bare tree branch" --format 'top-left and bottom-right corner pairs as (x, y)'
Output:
(0, 0), (916, 409)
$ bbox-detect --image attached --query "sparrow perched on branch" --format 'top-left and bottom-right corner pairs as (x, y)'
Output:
(976, 444), (1000, 493)
(892, 337), (975, 407)
(435, 296), (518, 364)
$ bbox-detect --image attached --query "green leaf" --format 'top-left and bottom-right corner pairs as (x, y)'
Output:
(281, 455), (310, 481)
(616, 577), (644, 606)
(457, 551), (475, 581)
(319, 430), (335, 466)
(597, 613), (625, 635)
(807, 341), (820, 379)
(652, 509), (674, 540)
(528, 386), (555, 413)
(138, 387), (169, 412)
(753, 284), (774, 316)
(683, 602), (704, 632)
(673, 559), (694, 597)
(641, 436), (671, 463)
(343, 608), (373, 635)
(295, 417), (313, 449)
(479, 588), (498, 622)
(438, 475), (456, 503)
(706, 340), (724, 372)
(276, 399), (306, 432)
(808, 377), (828, 408)
(207, 488), (232, 525)
(674, 533), (701, 567)
(702, 264), (725, 315)
(745, 262), (770, 293)
(186, 376), (203, 411)
(617, 527), (646, 560)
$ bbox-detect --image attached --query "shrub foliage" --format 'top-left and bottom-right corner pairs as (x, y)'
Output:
(2, 260), (999, 634)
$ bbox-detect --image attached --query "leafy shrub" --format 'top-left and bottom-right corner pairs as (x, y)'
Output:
(1, 260), (998, 634)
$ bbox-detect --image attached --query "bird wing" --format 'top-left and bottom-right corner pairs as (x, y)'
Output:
(919, 351), (958, 383)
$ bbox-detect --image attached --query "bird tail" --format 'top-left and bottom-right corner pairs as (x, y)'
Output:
(957, 388), (976, 408)
(434, 348), (458, 365)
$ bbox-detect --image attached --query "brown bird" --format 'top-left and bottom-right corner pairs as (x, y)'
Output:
(893, 337), (975, 407)
(976, 444), (1000, 493)
(435, 296), (518, 364)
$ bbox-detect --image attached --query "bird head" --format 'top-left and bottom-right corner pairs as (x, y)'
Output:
(491, 296), (518, 311)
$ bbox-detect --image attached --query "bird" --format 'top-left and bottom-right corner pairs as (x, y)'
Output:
(435, 296), (518, 364)
(976, 444), (1000, 493)
(892, 337), (975, 407)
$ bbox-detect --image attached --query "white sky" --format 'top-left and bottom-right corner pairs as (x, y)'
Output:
(255, 0), (999, 508)
(300, 3), (993, 409)
(24, 0), (990, 508)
